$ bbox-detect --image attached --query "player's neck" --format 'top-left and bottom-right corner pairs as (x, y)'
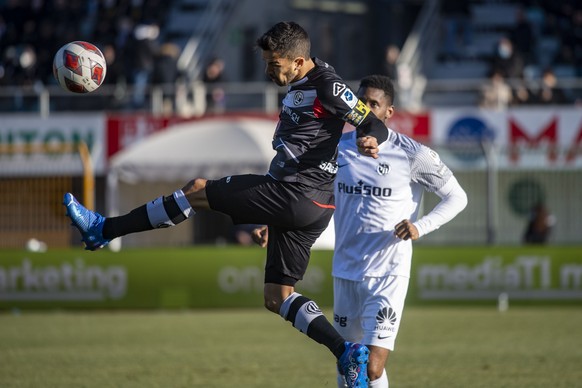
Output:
(297, 57), (315, 79)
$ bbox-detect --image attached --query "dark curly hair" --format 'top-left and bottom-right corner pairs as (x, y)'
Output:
(359, 75), (395, 105)
(256, 21), (311, 59)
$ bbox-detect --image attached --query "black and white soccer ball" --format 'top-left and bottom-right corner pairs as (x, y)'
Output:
(53, 41), (107, 93)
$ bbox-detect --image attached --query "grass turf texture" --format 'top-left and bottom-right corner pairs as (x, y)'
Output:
(1, 307), (581, 387)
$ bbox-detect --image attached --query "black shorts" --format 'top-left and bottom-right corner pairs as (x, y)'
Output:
(206, 174), (335, 286)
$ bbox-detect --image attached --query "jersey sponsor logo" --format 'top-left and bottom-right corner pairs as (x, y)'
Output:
(376, 162), (390, 175)
(319, 160), (338, 174)
(343, 100), (370, 126)
(293, 91), (304, 105)
(333, 82), (347, 96)
(281, 104), (301, 124)
(337, 180), (392, 197)
(340, 89), (357, 109)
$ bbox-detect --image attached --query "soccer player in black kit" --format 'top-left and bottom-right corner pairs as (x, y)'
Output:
(64, 21), (388, 388)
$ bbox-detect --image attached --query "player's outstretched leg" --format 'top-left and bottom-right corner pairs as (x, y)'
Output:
(338, 341), (370, 388)
(63, 193), (109, 251)
(64, 188), (196, 250)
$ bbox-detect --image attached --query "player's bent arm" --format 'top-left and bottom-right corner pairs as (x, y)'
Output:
(355, 113), (389, 145)
(412, 176), (468, 238)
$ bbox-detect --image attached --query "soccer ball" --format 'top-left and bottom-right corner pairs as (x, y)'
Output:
(53, 41), (107, 93)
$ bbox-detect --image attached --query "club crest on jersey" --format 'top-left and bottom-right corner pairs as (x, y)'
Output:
(293, 91), (304, 105)
(376, 162), (390, 175)
(333, 82), (346, 96)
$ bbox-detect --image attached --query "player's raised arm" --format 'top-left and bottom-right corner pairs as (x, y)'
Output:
(314, 77), (388, 158)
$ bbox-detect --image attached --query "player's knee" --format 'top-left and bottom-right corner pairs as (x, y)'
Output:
(181, 178), (207, 195)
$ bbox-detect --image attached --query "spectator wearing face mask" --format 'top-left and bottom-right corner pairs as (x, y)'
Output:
(491, 37), (524, 80)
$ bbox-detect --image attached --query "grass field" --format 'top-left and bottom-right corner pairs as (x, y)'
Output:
(1, 307), (581, 388)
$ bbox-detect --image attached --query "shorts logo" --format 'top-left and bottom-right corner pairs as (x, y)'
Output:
(376, 306), (397, 325)
(376, 162), (390, 175)
(334, 314), (347, 327)
(293, 91), (304, 105)
(226, 176), (231, 183)
(333, 82), (346, 96)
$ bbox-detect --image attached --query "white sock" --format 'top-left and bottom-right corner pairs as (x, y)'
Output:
(369, 368), (388, 387)
(336, 372), (348, 388)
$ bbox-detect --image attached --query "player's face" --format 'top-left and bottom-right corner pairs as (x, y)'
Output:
(262, 51), (301, 86)
(356, 86), (394, 122)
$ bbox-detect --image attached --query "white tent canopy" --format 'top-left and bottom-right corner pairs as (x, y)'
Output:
(108, 117), (277, 184)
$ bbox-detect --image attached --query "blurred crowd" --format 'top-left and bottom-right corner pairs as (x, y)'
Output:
(0, 0), (177, 108)
(1, 0), (580, 112)
(441, 0), (582, 108)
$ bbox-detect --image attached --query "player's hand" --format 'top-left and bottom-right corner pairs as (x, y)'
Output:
(356, 136), (379, 159)
(394, 219), (419, 241)
(251, 226), (268, 248)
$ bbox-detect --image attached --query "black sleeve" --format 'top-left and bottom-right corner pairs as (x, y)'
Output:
(316, 77), (388, 144)
(355, 111), (389, 144)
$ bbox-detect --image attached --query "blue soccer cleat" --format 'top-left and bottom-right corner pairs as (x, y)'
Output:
(63, 193), (109, 251)
(338, 342), (370, 388)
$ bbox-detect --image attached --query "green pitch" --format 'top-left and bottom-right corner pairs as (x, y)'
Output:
(1, 307), (581, 388)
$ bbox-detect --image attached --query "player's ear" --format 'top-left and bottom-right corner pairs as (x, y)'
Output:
(293, 57), (305, 71)
(385, 105), (395, 120)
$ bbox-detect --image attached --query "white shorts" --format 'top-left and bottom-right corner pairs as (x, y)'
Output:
(333, 275), (409, 351)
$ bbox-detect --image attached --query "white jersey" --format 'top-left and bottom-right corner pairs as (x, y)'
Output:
(332, 128), (454, 281)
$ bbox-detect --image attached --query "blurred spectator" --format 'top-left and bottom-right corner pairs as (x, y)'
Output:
(479, 69), (512, 110)
(127, 21), (160, 109)
(511, 6), (536, 65)
(153, 42), (181, 115)
(535, 67), (569, 104)
(513, 81), (535, 106)
(384, 44), (400, 82)
(203, 57), (226, 114)
(491, 37), (524, 80)
(440, 0), (473, 60)
(523, 202), (555, 245)
(152, 42), (180, 86)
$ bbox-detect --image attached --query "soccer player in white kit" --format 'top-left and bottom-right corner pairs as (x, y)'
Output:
(253, 75), (467, 387)
(332, 75), (468, 387)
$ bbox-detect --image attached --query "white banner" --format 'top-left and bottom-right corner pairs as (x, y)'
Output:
(0, 114), (106, 176)
(431, 108), (582, 170)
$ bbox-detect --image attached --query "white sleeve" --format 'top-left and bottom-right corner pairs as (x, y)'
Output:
(413, 175), (468, 238)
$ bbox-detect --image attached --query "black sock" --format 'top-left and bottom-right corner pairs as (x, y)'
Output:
(283, 294), (346, 359)
(102, 205), (151, 239)
(102, 193), (192, 240)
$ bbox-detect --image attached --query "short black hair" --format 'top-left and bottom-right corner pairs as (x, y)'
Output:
(359, 75), (395, 105)
(256, 21), (311, 59)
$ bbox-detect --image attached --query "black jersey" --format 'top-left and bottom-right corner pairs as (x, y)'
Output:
(268, 57), (388, 191)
